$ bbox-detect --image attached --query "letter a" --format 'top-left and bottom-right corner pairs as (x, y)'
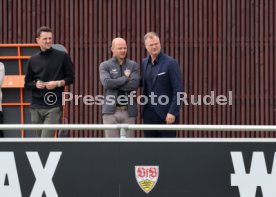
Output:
(0, 152), (22, 197)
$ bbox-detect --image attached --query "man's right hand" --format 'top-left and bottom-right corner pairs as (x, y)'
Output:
(36, 81), (46, 89)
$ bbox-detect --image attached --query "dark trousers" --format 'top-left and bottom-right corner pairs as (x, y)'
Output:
(29, 107), (62, 137)
(143, 106), (177, 138)
(0, 111), (3, 137)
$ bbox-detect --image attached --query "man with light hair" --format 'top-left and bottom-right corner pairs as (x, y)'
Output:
(141, 32), (183, 137)
(99, 37), (140, 137)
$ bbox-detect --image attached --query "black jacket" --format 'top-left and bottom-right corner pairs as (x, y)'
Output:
(25, 47), (74, 108)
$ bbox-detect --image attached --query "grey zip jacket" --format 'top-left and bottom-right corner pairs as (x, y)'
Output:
(99, 57), (140, 117)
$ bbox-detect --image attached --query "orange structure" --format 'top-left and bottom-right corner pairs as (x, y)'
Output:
(0, 44), (39, 137)
(0, 44), (68, 138)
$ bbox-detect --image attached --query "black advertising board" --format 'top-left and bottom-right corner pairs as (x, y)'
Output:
(0, 139), (275, 197)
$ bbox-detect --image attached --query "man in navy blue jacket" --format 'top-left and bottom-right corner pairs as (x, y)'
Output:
(141, 32), (183, 137)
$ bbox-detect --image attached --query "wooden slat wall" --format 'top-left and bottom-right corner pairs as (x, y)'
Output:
(1, 0), (276, 137)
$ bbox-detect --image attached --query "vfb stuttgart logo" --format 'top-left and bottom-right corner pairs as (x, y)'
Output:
(135, 166), (159, 194)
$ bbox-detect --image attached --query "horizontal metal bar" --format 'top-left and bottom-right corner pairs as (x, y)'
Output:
(1, 124), (276, 131)
(128, 125), (276, 131)
(1, 138), (276, 142)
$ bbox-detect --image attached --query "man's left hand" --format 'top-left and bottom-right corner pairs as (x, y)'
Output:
(45, 81), (58, 90)
(165, 113), (176, 124)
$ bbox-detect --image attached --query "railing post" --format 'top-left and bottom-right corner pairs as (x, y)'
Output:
(120, 124), (128, 138)
(120, 128), (126, 138)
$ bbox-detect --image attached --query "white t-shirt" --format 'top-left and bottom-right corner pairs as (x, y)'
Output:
(0, 62), (5, 111)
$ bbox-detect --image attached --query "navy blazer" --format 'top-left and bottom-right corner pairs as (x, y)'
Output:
(141, 52), (183, 120)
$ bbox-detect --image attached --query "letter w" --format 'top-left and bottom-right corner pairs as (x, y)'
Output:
(231, 152), (276, 197)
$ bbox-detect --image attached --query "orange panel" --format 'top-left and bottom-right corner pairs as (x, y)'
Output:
(2, 75), (25, 88)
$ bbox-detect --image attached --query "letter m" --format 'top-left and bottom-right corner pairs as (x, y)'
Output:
(231, 152), (276, 197)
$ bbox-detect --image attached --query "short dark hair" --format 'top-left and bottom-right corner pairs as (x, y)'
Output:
(36, 26), (52, 38)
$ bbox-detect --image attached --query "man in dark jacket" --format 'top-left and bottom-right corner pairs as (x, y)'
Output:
(141, 32), (183, 137)
(25, 26), (74, 137)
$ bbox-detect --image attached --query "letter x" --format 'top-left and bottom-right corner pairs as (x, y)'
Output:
(26, 152), (62, 197)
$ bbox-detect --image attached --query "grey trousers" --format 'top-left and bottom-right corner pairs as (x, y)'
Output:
(103, 109), (135, 138)
(29, 107), (62, 137)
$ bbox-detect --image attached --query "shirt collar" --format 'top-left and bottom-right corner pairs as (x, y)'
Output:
(148, 52), (163, 65)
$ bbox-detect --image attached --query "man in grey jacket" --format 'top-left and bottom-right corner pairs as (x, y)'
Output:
(99, 38), (140, 137)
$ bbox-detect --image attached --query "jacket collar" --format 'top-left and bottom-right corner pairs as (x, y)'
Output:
(39, 47), (54, 55)
(112, 57), (127, 65)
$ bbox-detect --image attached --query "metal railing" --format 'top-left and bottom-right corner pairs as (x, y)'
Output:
(1, 124), (276, 138)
